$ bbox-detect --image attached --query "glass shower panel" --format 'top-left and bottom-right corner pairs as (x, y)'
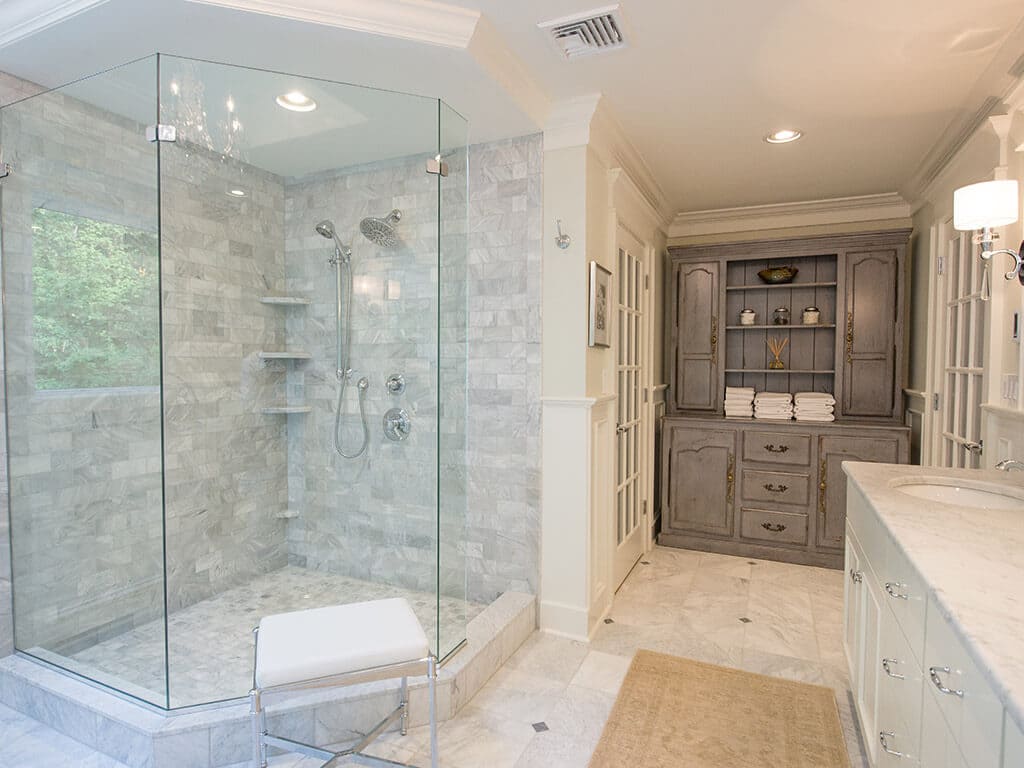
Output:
(438, 101), (469, 659)
(155, 55), (463, 707)
(1, 57), (167, 706)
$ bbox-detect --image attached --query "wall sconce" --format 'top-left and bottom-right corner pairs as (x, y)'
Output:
(953, 179), (1023, 286)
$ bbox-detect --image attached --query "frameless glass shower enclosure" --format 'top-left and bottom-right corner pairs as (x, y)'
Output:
(0, 54), (469, 709)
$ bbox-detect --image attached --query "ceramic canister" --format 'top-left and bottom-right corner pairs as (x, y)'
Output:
(802, 306), (820, 325)
(739, 309), (756, 325)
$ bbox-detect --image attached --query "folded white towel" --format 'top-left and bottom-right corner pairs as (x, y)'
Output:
(724, 395), (754, 402)
(794, 392), (835, 401)
(726, 387), (755, 396)
(755, 414), (794, 421)
(795, 414), (835, 422)
(794, 407), (834, 414)
(754, 396), (793, 404)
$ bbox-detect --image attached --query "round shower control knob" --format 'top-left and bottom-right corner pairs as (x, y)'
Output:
(385, 373), (405, 395)
(383, 408), (412, 442)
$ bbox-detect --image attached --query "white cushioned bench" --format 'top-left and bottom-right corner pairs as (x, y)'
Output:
(250, 598), (438, 768)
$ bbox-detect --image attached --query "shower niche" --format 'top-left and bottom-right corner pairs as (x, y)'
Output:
(0, 54), (470, 710)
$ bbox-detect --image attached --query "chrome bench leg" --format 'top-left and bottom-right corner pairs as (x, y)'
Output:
(400, 676), (409, 736)
(250, 689), (268, 768)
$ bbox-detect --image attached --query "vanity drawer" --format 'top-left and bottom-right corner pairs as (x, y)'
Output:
(740, 508), (808, 546)
(742, 431), (812, 466)
(877, 602), (923, 765)
(741, 469), (810, 506)
(924, 595), (1003, 768)
(880, 535), (927, 666)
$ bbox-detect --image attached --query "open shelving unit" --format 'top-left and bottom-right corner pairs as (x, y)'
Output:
(724, 254), (838, 395)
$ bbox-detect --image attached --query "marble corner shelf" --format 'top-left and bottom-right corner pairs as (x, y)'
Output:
(259, 296), (311, 306)
(260, 405), (312, 415)
(258, 351), (312, 361)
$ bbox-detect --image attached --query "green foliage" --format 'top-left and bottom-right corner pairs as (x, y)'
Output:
(32, 208), (160, 390)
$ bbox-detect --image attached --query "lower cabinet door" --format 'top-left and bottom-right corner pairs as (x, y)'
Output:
(858, 571), (885, 767)
(843, 522), (864, 677)
(663, 424), (736, 537)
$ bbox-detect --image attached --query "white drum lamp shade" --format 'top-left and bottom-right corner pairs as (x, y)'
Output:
(953, 180), (1019, 231)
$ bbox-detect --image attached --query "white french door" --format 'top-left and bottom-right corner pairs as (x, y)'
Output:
(613, 231), (646, 588)
(936, 226), (986, 468)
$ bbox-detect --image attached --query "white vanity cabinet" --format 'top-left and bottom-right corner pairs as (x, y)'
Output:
(845, 481), (1019, 768)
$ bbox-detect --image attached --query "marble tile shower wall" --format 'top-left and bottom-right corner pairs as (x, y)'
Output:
(281, 134), (542, 604)
(158, 142), (290, 613)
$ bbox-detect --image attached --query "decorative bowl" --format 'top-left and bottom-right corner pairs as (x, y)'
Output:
(757, 267), (798, 284)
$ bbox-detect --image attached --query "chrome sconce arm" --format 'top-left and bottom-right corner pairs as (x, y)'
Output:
(976, 227), (1024, 285)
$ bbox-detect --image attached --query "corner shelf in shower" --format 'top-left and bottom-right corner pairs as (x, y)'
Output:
(259, 296), (311, 306)
(258, 351), (313, 361)
(260, 405), (313, 415)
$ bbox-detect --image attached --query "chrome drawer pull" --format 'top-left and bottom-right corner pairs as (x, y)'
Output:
(763, 483), (789, 493)
(878, 731), (903, 758)
(929, 666), (964, 697)
(764, 443), (789, 453)
(881, 658), (904, 680)
(848, 569), (863, 584)
(761, 522), (787, 533)
(884, 582), (909, 600)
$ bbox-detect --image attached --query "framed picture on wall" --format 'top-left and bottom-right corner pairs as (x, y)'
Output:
(589, 261), (612, 348)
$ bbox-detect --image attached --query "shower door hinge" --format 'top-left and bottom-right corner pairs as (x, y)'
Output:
(146, 124), (177, 143)
(426, 155), (449, 177)
(0, 162), (11, 179)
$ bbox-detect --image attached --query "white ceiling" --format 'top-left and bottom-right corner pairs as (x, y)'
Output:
(1, 0), (1024, 211)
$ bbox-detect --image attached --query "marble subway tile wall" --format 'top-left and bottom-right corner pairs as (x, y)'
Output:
(0, 81), (167, 655)
(0, 72), (46, 659)
(159, 142), (290, 616)
(282, 134), (542, 606)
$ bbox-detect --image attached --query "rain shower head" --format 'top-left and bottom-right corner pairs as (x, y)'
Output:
(359, 209), (402, 248)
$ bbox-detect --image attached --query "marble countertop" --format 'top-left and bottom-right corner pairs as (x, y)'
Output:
(843, 462), (1024, 731)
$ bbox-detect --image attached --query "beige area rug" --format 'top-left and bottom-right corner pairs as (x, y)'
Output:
(589, 651), (850, 768)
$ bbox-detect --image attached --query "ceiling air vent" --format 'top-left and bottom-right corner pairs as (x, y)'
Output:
(538, 5), (626, 60)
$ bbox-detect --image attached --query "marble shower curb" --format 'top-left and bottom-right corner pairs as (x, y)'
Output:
(0, 592), (536, 768)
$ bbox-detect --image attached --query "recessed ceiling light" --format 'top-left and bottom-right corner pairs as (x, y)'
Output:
(765, 129), (802, 144)
(227, 188), (246, 198)
(276, 90), (316, 112)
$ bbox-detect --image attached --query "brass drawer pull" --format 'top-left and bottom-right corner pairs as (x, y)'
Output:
(764, 443), (789, 453)
(763, 483), (789, 494)
(928, 666), (964, 697)
(884, 582), (909, 600)
(882, 658), (905, 680)
(761, 522), (787, 533)
(878, 732), (904, 758)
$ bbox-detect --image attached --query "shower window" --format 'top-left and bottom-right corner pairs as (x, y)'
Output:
(31, 208), (159, 391)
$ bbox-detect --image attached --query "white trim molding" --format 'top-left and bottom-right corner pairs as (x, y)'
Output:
(0, 0), (110, 49)
(669, 193), (911, 239)
(185, 0), (481, 48)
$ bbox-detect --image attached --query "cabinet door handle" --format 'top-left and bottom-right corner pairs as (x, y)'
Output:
(846, 312), (854, 364)
(848, 569), (863, 584)
(761, 522), (787, 533)
(878, 732), (904, 758)
(726, 452), (735, 504)
(882, 658), (905, 680)
(764, 443), (789, 453)
(818, 458), (827, 518)
(763, 483), (789, 494)
(710, 316), (718, 361)
(884, 582), (909, 600)
(928, 666), (964, 697)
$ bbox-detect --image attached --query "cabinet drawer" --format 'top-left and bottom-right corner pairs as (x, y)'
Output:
(924, 595), (1003, 768)
(741, 468), (810, 506)
(742, 431), (812, 466)
(740, 508), (808, 545)
(880, 535), (927, 667)
(877, 602), (923, 765)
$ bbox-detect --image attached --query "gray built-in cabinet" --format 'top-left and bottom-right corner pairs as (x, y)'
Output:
(661, 229), (911, 568)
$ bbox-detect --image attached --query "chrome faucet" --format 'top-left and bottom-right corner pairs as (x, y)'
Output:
(995, 459), (1024, 472)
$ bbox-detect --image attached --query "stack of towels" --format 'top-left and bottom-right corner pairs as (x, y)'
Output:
(724, 387), (754, 418)
(794, 392), (836, 422)
(753, 392), (793, 420)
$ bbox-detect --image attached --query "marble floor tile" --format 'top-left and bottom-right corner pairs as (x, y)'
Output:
(2, 546), (865, 768)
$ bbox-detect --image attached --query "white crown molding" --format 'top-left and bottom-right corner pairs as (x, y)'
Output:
(467, 16), (549, 129)
(543, 94), (672, 227)
(0, 0), (110, 49)
(185, 0), (481, 49)
(669, 193), (911, 239)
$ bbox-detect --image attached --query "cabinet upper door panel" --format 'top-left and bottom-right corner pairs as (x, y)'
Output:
(842, 249), (898, 418)
(670, 260), (720, 412)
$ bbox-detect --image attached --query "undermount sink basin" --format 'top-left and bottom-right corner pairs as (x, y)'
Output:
(891, 479), (1024, 511)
